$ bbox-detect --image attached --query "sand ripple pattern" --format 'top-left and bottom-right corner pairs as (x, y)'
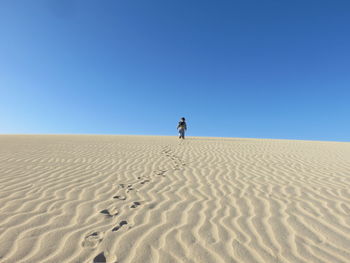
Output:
(0, 135), (350, 263)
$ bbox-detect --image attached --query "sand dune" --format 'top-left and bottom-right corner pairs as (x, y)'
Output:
(0, 135), (350, 263)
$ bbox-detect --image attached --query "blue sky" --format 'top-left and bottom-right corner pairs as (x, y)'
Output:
(1, 0), (349, 141)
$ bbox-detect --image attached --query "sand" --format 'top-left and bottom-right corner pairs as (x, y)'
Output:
(0, 135), (350, 263)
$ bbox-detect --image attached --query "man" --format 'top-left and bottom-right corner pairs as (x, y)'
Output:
(177, 117), (187, 139)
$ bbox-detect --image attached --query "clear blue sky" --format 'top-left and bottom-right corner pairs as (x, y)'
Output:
(1, 0), (349, 141)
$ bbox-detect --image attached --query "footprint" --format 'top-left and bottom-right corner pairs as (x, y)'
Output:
(100, 207), (119, 217)
(113, 195), (126, 200)
(140, 180), (150, 185)
(155, 170), (166, 176)
(130, 201), (141, 208)
(82, 232), (104, 248)
(93, 252), (106, 263)
(148, 203), (157, 209)
(126, 185), (134, 193)
(112, 220), (128, 232)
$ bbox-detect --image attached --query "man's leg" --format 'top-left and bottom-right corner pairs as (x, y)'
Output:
(180, 129), (184, 139)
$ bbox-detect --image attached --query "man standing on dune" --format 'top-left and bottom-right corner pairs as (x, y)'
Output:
(177, 117), (187, 139)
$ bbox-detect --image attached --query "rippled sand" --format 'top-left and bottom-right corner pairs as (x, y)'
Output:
(0, 135), (350, 263)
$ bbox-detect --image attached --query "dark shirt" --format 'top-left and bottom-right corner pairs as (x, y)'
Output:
(177, 121), (187, 130)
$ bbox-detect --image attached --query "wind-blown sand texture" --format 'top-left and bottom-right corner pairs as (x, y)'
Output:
(0, 135), (350, 263)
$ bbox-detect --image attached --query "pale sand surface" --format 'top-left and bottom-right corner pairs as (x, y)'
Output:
(0, 135), (350, 263)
